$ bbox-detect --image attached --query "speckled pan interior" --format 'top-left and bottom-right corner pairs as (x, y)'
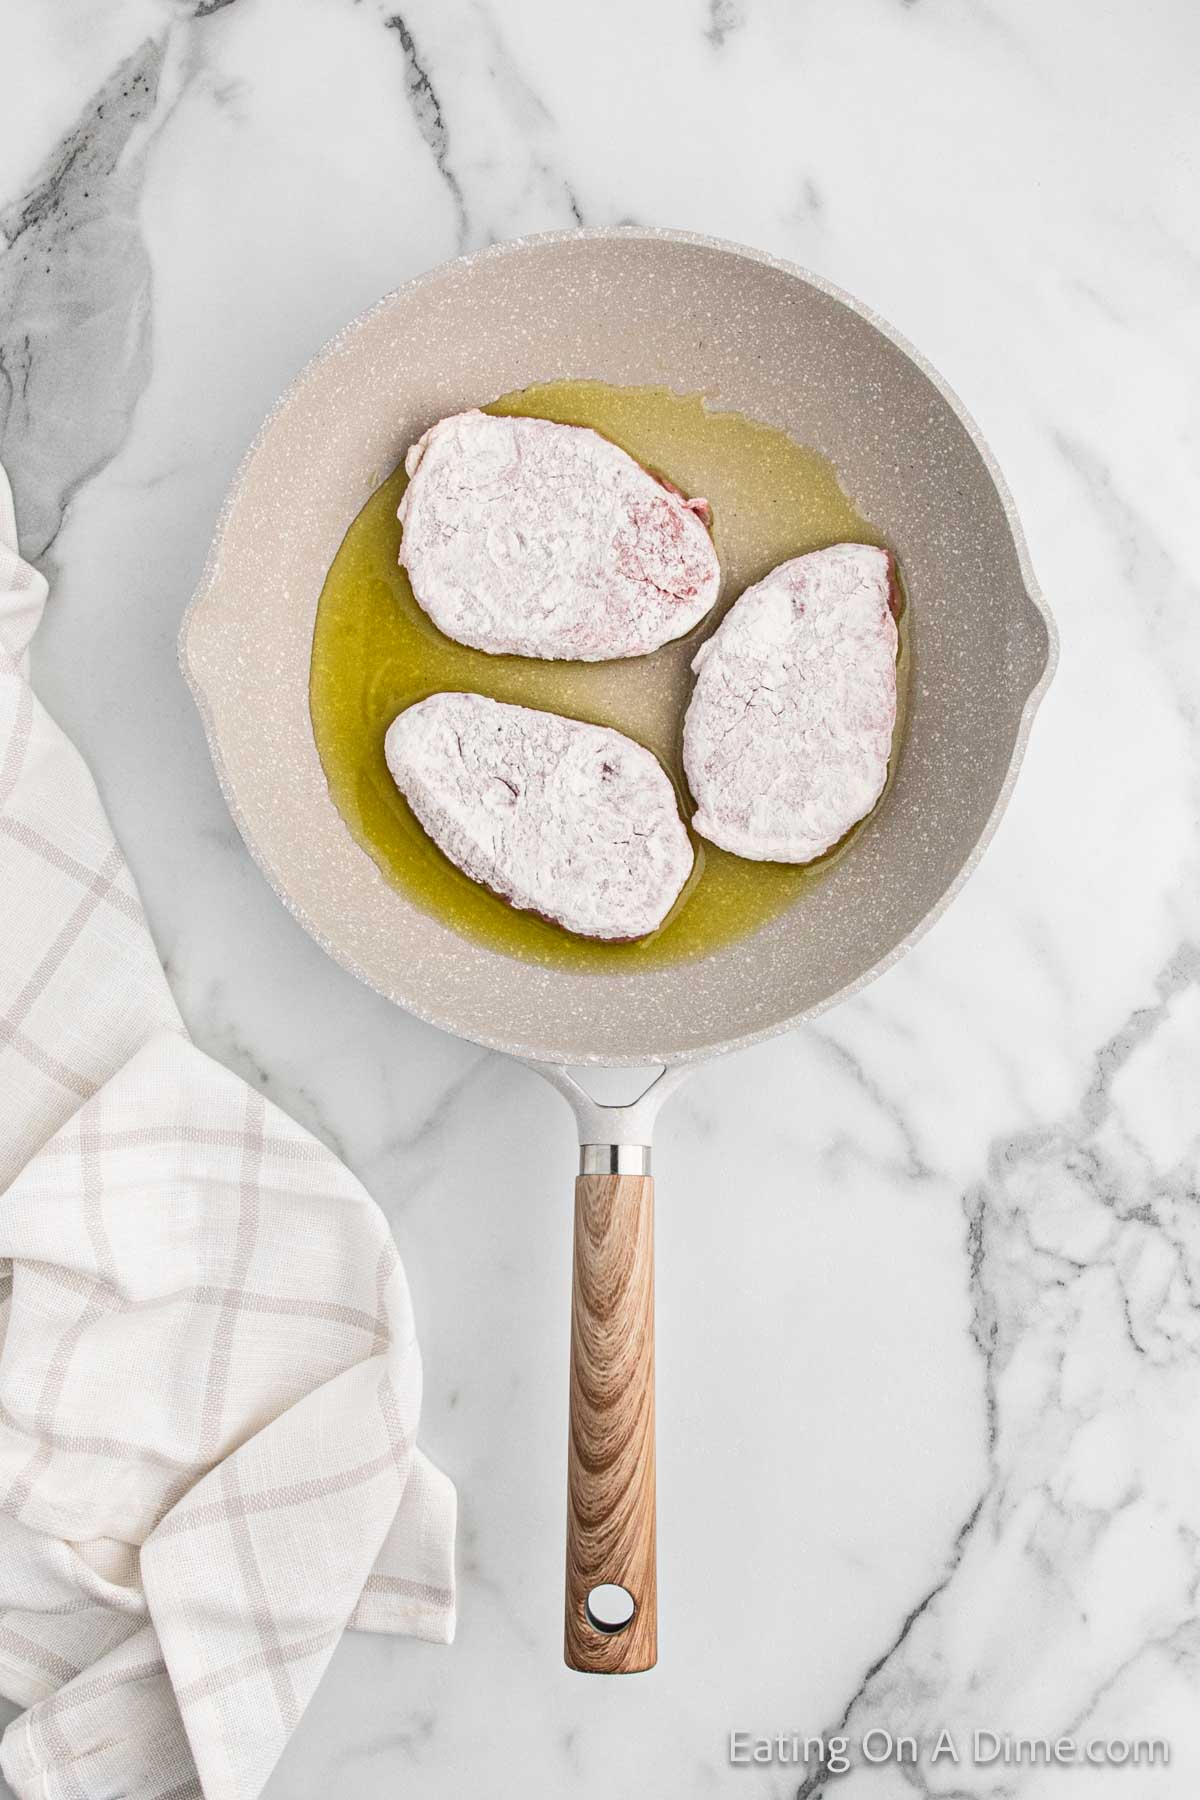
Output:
(181, 228), (1056, 1066)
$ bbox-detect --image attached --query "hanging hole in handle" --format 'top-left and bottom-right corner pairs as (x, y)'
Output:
(585, 1584), (636, 1634)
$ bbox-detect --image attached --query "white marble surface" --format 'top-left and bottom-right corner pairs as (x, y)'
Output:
(2, 0), (1198, 1794)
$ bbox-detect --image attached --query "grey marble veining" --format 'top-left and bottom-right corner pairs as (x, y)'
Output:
(0, 38), (164, 560)
(1, 0), (1198, 1794)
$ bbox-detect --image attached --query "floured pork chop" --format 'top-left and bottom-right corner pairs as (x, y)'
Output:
(385, 692), (693, 939)
(397, 410), (720, 660)
(683, 543), (898, 863)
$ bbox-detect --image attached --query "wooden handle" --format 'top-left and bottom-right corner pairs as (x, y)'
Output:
(565, 1172), (656, 1672)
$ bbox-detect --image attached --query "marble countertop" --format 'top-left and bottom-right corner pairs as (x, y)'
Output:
(2, 1), (1197, 1794)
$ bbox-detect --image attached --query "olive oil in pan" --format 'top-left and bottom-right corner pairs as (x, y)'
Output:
(309, 380), (910, 972)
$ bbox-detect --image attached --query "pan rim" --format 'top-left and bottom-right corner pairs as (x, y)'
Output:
(180, 226), (1059, 1068)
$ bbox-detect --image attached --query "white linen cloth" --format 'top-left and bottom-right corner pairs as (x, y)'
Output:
(0, 463), (455, 1800)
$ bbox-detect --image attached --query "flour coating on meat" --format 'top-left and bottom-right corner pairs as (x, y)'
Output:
(683, 544), (898, 863)
(397, 410), (720, 660)
(385, 693), (694, 939)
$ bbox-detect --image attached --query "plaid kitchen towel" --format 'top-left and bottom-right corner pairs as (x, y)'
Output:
(0, 463), (455, 1800)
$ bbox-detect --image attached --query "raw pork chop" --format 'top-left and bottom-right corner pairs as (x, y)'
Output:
(397, 410), (720, 660)
(683, 543), (898, 863)
(385, 692), (693, 939)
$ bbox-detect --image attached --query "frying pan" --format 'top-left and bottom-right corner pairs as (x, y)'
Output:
(180, 227), (1056, 1674)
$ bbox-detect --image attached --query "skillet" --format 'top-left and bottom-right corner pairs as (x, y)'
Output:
(181, 227), (1056, 1672)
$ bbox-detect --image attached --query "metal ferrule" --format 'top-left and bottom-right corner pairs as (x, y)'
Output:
(579, 1144), (651, 1176)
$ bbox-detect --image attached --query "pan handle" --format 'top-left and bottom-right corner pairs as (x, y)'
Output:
(565, 1146), (657, 1672)
(526, 1063), (694, 1673)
